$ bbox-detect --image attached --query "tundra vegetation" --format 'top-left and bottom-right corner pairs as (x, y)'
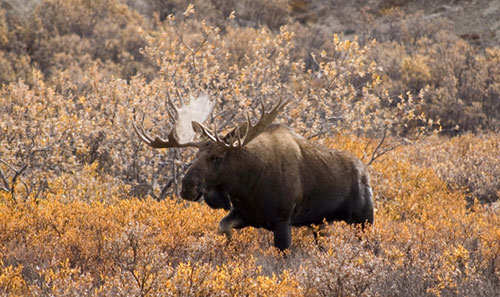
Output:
(0, 0), (500, 296)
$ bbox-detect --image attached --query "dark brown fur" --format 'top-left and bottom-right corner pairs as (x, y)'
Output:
(180, 124), (374, 250)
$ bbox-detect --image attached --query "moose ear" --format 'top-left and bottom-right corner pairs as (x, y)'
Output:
(192, 121), (203, 134)
(192, 121), (217, 143)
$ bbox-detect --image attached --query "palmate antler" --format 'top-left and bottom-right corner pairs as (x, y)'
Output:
(133, 116), (202, 148)
(192, 97), (290, 149)
(133, 93), (215, 149)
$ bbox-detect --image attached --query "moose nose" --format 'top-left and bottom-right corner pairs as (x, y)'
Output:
(180, 185), (191, 200)
(180, 179), (198, 200)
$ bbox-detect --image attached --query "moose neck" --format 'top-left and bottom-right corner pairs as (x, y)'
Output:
(220, 146), (265, 199)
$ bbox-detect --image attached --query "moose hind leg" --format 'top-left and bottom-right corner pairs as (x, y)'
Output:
(350, 184), (374, 228)
(358, 185), (374, 227)
(273, 221), (292, 251)
(218, 210), (247, 240)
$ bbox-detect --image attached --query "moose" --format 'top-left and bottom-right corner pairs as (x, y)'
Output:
(133, 93), (374, 250)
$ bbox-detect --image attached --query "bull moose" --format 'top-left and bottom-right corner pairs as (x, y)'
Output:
(133, 93), (374, 250)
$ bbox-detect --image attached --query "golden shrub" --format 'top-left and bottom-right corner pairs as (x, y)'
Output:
(2, 132), (500, 296)
(401, 133), (500, 204)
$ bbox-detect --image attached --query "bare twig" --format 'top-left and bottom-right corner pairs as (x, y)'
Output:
(364, 128), (403, 166)
(368, 144), (400, 165)
(173, 20), (210, 74)
(0, 167), (9, 191)
(0, 159), (16, 171)
(11, 164), (28, 201)
(307, 130), (328, 140)
(360, 134), (375, 162)
(0, 129), (71, 201)
(365, 128), (387, 166)
(0, 159), (29, 202)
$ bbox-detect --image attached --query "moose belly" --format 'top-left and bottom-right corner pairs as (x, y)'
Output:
(291, 194), (351, 226)
(230, 197), (282, 231)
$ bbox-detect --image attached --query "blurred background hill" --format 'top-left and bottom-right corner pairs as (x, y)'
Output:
(5, 0), (498, 46)
(1, 0), (499, 132)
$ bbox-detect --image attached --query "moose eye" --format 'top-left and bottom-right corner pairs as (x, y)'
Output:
(211, 155), (222, 164)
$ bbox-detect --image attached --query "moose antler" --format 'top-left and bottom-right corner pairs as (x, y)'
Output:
(133, 93), (215, 149)
(239, 97), (290, 146)
(193, 97), (289, 149)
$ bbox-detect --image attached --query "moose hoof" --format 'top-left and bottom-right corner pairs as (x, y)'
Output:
(218, 223), (233, 240)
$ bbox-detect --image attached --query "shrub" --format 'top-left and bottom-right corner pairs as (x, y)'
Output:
(401, 133), (500, 204)
(368, 8), (500, 132)
(1, 136), (500, 296)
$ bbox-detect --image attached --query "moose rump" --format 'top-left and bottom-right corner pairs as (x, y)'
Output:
(291, 140), (374, 228)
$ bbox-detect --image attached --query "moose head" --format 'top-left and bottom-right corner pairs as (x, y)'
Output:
(133, 93), (288, 203)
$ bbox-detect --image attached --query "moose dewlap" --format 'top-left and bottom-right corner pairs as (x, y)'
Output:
(134, 93), (373, 250)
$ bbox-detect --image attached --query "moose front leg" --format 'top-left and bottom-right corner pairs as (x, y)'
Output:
(273, 221), (292, 251)
(204, 186), (231, 210)
(218, 210), (247, 240)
